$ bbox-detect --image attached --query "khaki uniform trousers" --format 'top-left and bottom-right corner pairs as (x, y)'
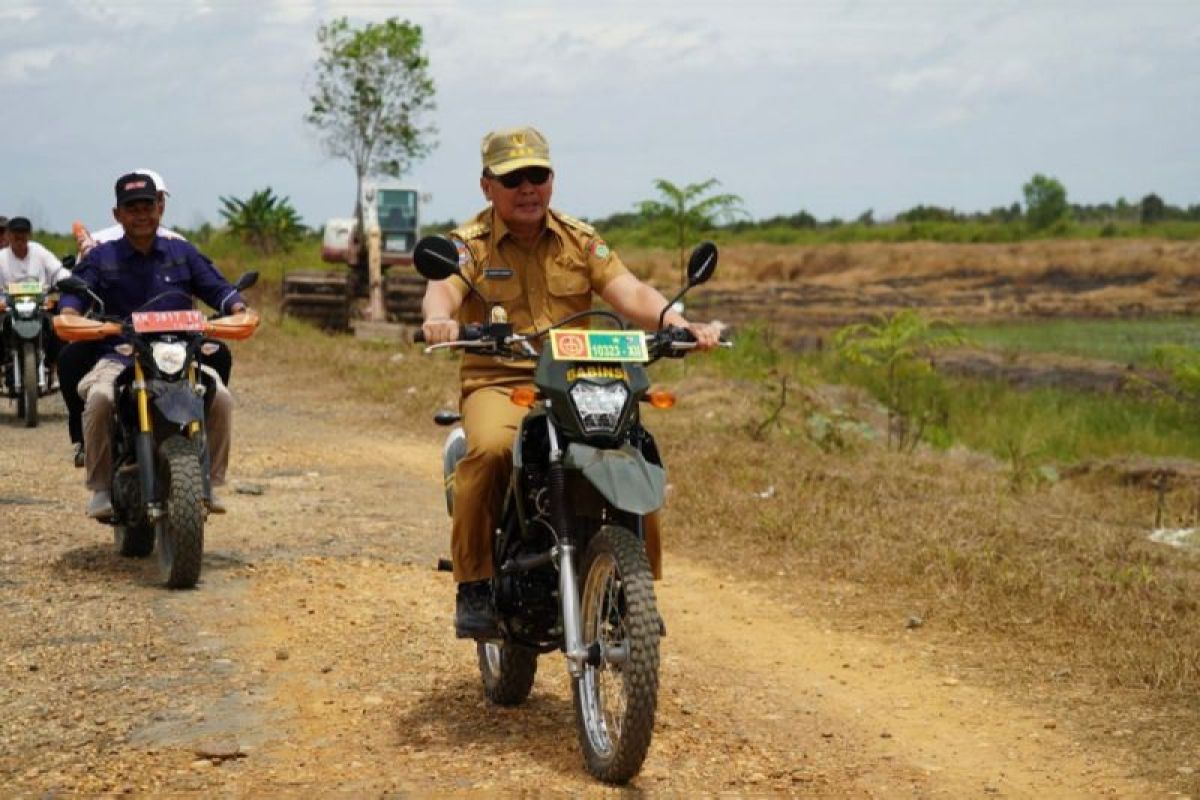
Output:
(79, 358), (233, 492)
(452, 384), (662, 583)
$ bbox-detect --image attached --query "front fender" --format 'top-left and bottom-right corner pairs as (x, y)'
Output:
(13, 319), (41, 339)
(150, 381), (205, 427)
(564, 442), (666, 516)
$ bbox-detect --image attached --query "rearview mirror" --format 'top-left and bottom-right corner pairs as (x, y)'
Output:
(55, 276), (89, 294)
(234, 271), (260, 291)
(686, 241), (718, 287)
(413, 235), (461, 282)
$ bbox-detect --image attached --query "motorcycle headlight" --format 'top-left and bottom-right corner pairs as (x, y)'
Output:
(14, 299), (36, 317)
(151, 342), (189, 376)
(569, 381), (629, 435)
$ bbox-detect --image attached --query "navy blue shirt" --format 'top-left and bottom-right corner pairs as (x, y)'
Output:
(60, 235), (246, 360)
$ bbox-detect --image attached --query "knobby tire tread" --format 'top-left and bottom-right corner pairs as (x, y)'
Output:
(574, 525), (660, 784)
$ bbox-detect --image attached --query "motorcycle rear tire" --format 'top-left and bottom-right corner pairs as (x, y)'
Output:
(115, 522), (155, 558)
(572, 525), (660, 784)
(477, 641), (537, 706)
(156, 436), (205, 589)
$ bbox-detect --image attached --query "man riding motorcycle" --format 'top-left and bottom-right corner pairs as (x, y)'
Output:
(420, 125), (722, 638)
(59, 172), (252, 519)
(0, 216), (71, 380)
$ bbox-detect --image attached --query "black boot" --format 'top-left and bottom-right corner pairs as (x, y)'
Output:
(455, 580), (499, 639)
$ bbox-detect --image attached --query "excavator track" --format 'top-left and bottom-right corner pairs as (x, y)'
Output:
(281, 270), (353, 331)
(384, 270), (426, 325)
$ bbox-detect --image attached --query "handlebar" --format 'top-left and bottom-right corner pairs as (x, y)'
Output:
(413, 322), (730, 356)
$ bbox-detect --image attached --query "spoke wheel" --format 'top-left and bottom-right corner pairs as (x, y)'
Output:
(572, 525), (660, 784)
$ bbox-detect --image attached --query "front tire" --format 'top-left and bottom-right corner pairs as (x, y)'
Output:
(156, 436), (205, 588)
(477, 641), (538, 706)
(20, 345), (37, 427)
(572, 525), (660, 784)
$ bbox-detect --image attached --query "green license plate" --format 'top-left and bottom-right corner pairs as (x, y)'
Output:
(6, 281), (42, 296)
(549, 329), (648, 363)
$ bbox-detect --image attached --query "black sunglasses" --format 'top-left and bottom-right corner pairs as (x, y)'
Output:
(493, 166), (552, 189)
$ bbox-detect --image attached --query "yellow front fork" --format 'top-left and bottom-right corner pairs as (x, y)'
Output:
(134, 361), (152, 433)
(187, 364), (201, 437)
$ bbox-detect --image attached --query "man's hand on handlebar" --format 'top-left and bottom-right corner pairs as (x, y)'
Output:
(422, 316), (460, 345)
(679, 320), (724, 351)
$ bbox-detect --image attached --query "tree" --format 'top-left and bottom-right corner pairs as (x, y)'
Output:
(1140, 193), (1166, 225)
(1022, 174), (1069, 230)
(219, 188), (305, 254)
(638, 178), (745, 289)
(305, 17), (437, 229)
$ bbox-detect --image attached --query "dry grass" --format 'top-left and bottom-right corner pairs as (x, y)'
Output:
(646, 371), (1200, 786)
(624, 238), (1200, 289)
(241, 254), (1200, 788)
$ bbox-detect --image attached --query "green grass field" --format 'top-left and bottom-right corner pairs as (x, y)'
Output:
(964, 317), (1200, 366)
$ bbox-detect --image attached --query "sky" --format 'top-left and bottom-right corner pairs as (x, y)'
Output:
(1, 0), (1198, 235)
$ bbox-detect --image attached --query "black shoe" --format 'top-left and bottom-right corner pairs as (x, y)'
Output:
(455, 581), (500, 639)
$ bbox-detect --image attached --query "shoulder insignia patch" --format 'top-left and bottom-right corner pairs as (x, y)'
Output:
(589, 239), (610, 259)
(552, 209), (595, 236)
(454, 239), (471, 268)
(451, 221), (490, 240)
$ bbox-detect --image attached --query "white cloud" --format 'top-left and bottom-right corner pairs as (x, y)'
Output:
(0, 47), (63, 84)
(0, 2), (38, 22)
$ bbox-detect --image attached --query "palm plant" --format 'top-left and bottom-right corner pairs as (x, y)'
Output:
(218, 188), (305, 254)
(638, 178), (745, 289)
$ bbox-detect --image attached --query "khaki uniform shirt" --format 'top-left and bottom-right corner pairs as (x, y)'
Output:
(449, 207), (629, 392)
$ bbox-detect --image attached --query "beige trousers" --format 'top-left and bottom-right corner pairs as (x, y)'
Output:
(79, 357), (232, 492)
(451, 384), (662, 583)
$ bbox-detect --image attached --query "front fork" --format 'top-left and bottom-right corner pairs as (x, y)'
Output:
(546, 413), (589, 678)
(133, 361), (161, 522)
(132, 362), (209, 521)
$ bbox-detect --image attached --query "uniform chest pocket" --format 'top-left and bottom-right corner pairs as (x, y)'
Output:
(546, 257), (590, 298)
(478, 270), (523, 303)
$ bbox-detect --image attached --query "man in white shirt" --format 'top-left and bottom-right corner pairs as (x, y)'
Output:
(0, 216), (71, 290)
(0, 216), (71, 386)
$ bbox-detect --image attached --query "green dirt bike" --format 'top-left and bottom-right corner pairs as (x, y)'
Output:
(1, 281), (56, 427)
(413, 235), (727, 784)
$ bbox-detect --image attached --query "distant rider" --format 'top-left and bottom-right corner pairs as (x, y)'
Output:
(0, 216), (72, 380)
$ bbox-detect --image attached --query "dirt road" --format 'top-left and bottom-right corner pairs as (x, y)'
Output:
(0, 355), (1166, 796)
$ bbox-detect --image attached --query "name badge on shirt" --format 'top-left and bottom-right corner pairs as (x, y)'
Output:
(484, 268), (513, 279)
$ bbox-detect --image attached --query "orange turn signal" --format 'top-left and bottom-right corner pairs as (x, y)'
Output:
(647, 390), (676, 409)
(510, 387), (538, 408)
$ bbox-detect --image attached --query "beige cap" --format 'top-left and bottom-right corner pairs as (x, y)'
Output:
(481, 126), (552, 176)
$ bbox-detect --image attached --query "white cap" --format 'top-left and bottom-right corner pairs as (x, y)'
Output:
(134, 168), (169, 197)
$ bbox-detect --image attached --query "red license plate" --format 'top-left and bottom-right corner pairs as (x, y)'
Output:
(131, 309), (207, 333)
